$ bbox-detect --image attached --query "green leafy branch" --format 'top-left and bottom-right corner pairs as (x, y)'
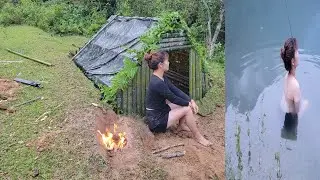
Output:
(99, 58), (138, 105)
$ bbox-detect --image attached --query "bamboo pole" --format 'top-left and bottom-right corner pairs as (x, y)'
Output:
(6, 49), (53, 66)
(141, 60), (147, 116)
(196, 52), (202, 100)
(131, 73), (137, 114)
(136, 67), (141, 115)
(191, 50), (196, 99)
(122, 88), (128, 115)
(193, 50), (197, 99)
(116, 90), (122, 114)
(189, 50), (193, 99)
(127, 78), (132, 115)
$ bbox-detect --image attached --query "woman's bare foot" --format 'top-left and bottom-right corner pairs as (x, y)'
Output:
(195, 135), (212, 146)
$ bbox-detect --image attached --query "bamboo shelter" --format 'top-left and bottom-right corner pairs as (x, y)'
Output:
(73, 15), (209, 116)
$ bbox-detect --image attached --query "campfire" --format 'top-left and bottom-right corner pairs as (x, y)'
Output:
(97, 124), (127, 151)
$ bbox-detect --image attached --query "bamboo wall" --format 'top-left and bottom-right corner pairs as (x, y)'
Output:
(117, 48), (208, 116)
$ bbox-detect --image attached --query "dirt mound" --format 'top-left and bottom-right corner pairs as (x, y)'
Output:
(28, 105), (224, 179)
(95, 106), (225, 180)
(0, 79), (20, 101)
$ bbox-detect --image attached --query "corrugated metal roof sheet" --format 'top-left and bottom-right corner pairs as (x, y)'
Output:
(73, 15), (189, 87)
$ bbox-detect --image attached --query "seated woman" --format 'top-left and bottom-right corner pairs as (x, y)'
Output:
(144, 51), (212, 146)
(280, 37), (308, 129)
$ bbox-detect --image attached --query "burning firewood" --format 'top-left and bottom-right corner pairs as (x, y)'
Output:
(97, 124), (127, 151)
(152, 143), (184, 154)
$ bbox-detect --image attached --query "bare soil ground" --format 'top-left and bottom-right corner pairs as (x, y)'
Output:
(0, 79), (20, 112)
(0, 79), (20, 101)
(27, 104), (225, 179)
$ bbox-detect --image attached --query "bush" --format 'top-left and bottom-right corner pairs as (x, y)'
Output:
(0, 0), (106, 36)
(210, 42), (225, 65)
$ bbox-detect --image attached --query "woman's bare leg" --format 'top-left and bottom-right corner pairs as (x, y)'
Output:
(167, 106), (212, 146)
(167, 102), (190, 131)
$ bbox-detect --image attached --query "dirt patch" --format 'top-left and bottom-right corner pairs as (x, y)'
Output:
(94, 106), (225, 180)
(26, 130), (62, 153)
(0, 79), (20, 101)
(29, 105), (225, 179)
(0, 79), (20, 112)
(152, 106), (225, 180)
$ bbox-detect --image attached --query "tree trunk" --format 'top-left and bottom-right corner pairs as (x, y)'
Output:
(200, 0), (212, 55)
(209, 5), (224, 57)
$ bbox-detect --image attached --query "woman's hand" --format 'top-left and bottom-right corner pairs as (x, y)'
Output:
(298, 99), (309, 118)
(190, 99), (199, 114)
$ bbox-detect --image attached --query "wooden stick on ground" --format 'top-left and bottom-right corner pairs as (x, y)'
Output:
(11, 96), (44, 108)
(0, 61), (23, 63)
(152, 143), (184, 154)
(35, 102), (63, 122)
(6, 49), (53, 66)
(161, 151), (186, 159)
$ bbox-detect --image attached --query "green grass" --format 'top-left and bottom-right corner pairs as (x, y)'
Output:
(197, 60), (225, 116)
(0, 25), (101, 179)
(0, 25), (225, 179)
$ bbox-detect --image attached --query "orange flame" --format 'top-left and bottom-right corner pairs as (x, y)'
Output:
(97, 124), (127, 151)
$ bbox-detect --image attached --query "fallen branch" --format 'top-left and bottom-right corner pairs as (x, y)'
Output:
(11, 96), (44, 108)
(6, 49), (53, 66)
(0, 60), (23, 63)
(161, 151), (186, 159)
(152, 143), (184, 154)
(91, 103), (102, 108)
(35, 112), (50, 122)
(35, 102), (63, 122)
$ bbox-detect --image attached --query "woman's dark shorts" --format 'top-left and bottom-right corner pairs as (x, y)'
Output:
(146, 106), (171, 133)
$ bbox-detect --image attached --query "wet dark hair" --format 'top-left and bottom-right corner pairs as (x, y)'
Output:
(280, 37), (298, 72)
(144, 51), (169, 70)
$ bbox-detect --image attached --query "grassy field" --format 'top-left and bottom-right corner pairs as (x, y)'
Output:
(0, 25), (225, 179)
(0, 25), (101, 179)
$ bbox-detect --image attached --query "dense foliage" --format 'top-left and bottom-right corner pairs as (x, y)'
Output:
(0, 0), (225, 109)
(0, 0), (224, 43)
(0, 0), (106, 36)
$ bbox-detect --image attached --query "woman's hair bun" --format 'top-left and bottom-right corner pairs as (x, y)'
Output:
(144, 53), (152, 61)
(280, 47), (285, 60)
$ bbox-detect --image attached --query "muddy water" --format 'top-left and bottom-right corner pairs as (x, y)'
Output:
(225, 0), (320, 179)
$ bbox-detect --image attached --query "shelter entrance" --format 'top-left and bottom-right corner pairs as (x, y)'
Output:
(165, 49), (190, 95)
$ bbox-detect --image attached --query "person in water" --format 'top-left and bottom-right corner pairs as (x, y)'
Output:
(144, 51), (212, 146)
(280, 37), (308, 129)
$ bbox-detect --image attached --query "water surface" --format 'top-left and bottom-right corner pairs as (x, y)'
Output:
(225, 0), (320, 179)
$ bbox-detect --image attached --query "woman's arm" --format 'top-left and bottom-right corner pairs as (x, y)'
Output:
(153, 80), (190, 106)
(164, 76), (191, 102)
(293, 82), (308, 117)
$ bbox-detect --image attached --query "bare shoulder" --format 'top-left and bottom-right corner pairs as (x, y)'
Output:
(288, 77), (301, 102)
(287, 76), (300, 90)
